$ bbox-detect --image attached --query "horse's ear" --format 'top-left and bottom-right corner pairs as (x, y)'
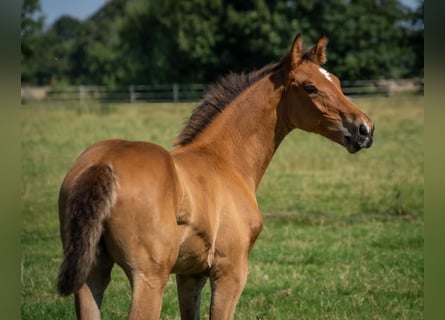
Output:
(290, 33), (304, 67)
(307, 33), (328, 65)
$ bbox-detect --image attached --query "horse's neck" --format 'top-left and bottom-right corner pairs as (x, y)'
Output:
(190, 72), (288, 191)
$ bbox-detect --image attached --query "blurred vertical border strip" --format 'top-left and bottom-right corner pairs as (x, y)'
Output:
(0, 0), (21, 319)
(424, 1), (445, 320)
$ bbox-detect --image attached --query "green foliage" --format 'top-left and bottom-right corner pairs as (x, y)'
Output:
(21, 0), (424, 85)
(322, 0), (418, 79)
(21, 96), (423, 318)
(21, 0), (44, 54)
(21, 0), (45, 82)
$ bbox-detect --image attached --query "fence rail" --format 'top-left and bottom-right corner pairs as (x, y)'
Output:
(21, 79), (423, 104)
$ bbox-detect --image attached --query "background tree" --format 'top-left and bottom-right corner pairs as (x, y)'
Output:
(21, 0), (424, 86)
(323, 0), (417, 79)
(21, 0), (45, 84)
(33, 16), (83, 85)
(406, 0), (424, 77)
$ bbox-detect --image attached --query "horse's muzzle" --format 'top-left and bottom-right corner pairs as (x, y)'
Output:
(343, 123), (374, 154)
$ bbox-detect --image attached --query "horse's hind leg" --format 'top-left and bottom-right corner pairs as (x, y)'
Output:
(74, 247), (114, 320)
(176, 274), (208, 319)
(126, 270), (170, 320)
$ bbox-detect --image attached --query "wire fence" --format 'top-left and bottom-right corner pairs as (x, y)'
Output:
(21, 79), (423, 104)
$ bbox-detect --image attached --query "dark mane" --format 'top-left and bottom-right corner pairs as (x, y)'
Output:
(175, 60), (284, 146)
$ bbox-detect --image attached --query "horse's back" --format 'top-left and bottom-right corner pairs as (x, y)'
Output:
(60, 139), (178, 203)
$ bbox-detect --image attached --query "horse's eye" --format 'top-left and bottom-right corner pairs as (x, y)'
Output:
(304, 85), (318, 95)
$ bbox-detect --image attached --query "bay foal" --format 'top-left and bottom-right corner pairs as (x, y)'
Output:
(57, 34), (374, 319)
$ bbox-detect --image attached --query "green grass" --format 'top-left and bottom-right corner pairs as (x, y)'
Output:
(21, 96), (423, 319)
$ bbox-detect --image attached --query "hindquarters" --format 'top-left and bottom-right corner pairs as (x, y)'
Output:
(57, 139), (181, 319)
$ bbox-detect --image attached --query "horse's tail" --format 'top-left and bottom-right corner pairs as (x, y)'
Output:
(57, 164), (117, 296)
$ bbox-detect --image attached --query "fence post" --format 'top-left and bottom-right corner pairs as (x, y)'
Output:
(22, 86), (29, 104)
(79, 85), (85, 103)
(129, 85), (136, 103)
(386, 81), (394, 97)
(173, 83), (179, 102)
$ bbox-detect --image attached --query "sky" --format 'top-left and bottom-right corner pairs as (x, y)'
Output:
(40, 0), (108, 27)
(40, 0), (421, 28)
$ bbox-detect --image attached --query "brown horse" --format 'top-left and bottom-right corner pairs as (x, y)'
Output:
(57, 34), (374, 319)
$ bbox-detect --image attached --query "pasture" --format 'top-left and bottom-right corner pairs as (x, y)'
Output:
(21, 96), (423, 319)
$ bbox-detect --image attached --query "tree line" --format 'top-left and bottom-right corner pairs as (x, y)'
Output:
(21, 0), (423, 86)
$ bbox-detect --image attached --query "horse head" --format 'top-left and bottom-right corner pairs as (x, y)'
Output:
(281, 34), (374, 153)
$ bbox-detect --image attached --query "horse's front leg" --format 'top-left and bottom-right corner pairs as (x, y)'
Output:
(209, 258), (248, 320)
(176, 274), (208, 319)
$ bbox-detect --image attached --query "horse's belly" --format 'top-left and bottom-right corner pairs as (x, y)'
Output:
(171, 231), (213, 274)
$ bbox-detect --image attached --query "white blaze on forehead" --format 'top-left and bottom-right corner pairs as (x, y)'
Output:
(319, 67), (333, 82)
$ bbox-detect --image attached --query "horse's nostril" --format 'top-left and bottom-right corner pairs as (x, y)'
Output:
(359, 124), (368, 137)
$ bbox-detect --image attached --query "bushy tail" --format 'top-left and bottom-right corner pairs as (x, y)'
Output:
(57, 164), (116, 296)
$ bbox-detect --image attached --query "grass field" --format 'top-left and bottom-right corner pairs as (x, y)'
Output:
(21, 96), (423, 319)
